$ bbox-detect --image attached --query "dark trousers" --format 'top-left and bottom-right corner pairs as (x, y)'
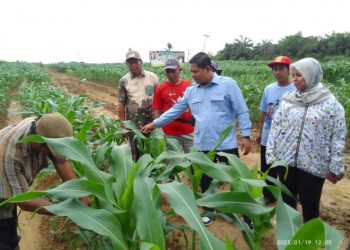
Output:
(200, 148), (239, 194)
(280, 167), (325, 222)
(0, 206), (20, 250)
(128, 132), (142, 161)
(260, 145), (279, 201)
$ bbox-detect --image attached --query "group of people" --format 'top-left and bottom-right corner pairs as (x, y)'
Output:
(0, 49), (346, 249)
(257, 56), (346, 222)
(118, 50), (347, 226)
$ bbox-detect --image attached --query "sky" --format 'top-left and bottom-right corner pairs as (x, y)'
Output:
(0, 0), (349, 63)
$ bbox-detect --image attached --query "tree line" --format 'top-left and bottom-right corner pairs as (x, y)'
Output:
(214, 32), (350, 60)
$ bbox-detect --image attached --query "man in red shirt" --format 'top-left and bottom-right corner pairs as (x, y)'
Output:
(152, 58), (194, 152)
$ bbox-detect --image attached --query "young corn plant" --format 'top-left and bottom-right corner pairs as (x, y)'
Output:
(0, 126), (344, 250)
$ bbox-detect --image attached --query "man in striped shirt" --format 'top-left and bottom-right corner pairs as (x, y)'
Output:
(0, 112), (88, 250)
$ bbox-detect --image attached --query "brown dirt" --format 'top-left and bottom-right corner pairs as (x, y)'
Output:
(49, 70), (118, 119)
(5, 72), (349, 250)
(0, 111), (8, 128)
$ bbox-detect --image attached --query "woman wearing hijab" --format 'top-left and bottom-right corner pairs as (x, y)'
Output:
(266, 58), (347, 222)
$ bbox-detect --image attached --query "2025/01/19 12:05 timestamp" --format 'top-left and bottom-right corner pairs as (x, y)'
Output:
(277, 239), (333, 246)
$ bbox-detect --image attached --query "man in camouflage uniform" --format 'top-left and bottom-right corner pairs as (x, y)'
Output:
(118, 50), (159, 160)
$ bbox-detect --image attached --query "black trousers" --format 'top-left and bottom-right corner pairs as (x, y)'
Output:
(280, 167), (325, 222)
(0, 206), (20, 250)
(200, 148), (239, 195)
(128, 132), (143, 161)
(260, 145), (279, 201)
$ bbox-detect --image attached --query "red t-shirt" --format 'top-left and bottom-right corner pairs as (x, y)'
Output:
(152, 80), (194, 135)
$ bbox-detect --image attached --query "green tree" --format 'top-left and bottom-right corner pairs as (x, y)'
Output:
(278, 32), (305, 58)
(214, 32), (350, 60)
(323, 32), (350, 57)
(216, 35), (254, 60)
(233, 35), (254, 60)
(253, 39), (278, 60)
(298, 36), (321, 58)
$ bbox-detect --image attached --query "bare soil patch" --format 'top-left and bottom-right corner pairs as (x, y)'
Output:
(49, 70), (118, 119)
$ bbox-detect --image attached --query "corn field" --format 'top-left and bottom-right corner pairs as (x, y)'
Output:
(0, 59), (349, 250)
(48, 59), (350, 125)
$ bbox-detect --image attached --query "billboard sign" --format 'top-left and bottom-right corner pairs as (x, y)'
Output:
(149, 51), (185, 66)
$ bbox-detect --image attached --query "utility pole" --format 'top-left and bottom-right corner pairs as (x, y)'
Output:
(202, 34), (210, 52)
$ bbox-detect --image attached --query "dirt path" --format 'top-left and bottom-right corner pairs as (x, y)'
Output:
(49, 70), (118, 119)
(12, 72), (350, 249)
(19, 175), (68, 250)
(18, 213), (51, 250)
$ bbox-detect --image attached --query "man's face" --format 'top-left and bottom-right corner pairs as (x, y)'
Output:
(165, 67), (182, 83)
(126, 58), (142, 76)
(272, 64), (289, 84)
(190, 64), (212, 85)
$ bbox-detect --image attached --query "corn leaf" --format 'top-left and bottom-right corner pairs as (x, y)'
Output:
(45, 199), (127, 250)
(197, 191), (273, 216)
(286, 218), (343, 250)
(45, 179), (106, 200)
(0, 191), (46, 206)
(158, 181), (225, 250)
(133, 176), (165, 250)
(273, 188), (302, 250)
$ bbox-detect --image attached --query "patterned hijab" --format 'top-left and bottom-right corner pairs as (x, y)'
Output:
(282, 58), (333, 106)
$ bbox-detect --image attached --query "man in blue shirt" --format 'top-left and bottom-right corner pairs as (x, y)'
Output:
(142, 52), (252, 225)
(256, 56), (295, 204)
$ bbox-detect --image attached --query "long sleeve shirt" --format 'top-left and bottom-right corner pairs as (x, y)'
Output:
(0, 117), (49, 218)
(266, 96), (347, 178)
(153, 74), (252, 151)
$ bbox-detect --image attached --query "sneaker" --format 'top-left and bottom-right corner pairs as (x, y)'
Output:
(201, 216), (213, 226)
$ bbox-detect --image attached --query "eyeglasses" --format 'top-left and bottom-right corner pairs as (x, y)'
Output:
(165, 69), (176, 73)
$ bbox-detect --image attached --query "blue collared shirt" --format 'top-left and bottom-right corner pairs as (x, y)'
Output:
(153, 74), (252, 151)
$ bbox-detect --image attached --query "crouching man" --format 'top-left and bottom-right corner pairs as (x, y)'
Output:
(0, 112), (89, 250)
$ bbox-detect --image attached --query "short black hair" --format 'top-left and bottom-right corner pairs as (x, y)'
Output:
(189, 52), (211, 69)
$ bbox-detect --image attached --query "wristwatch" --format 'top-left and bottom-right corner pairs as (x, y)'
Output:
(242, 136), (251, 140)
